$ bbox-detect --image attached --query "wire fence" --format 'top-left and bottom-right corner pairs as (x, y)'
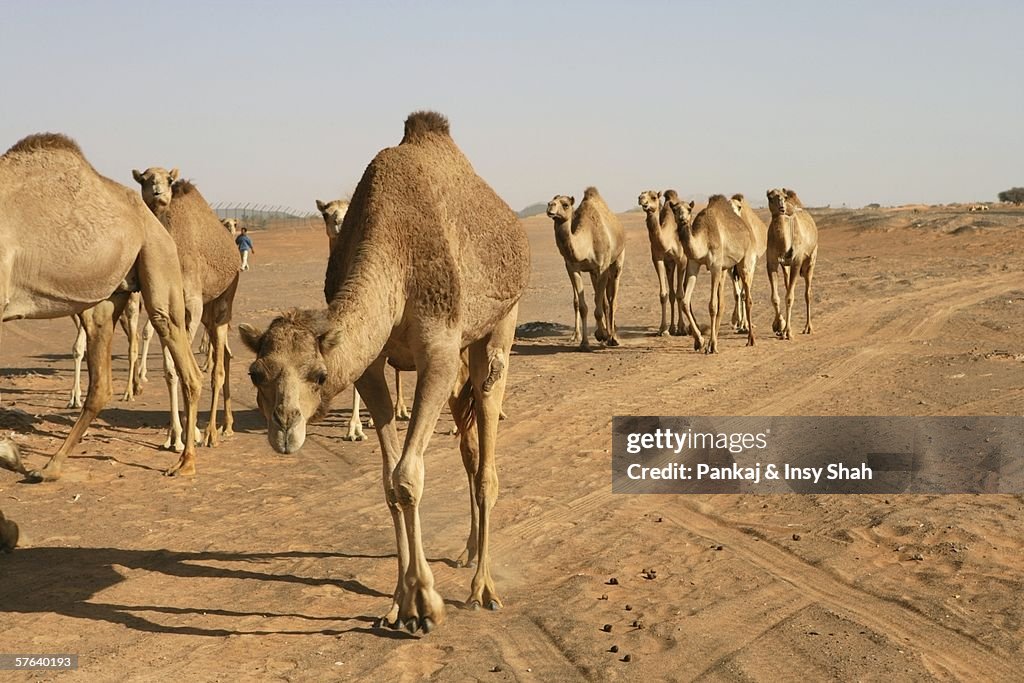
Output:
(212, 202), (320, 230)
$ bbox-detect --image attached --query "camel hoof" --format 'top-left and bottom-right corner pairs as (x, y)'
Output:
(404, 619), (418, 633)
(66, 399), (82, 410)
(164, 457), (196, 477)
(657, 328), (670, 337)
(342, 434), (366, 442)
(467, 600), (481, 611)
(487, 599), (502, 611)
(605, 337), (620, 347)
(577, 344), (592, 353)
(803, 326), (812, 335)
(693, 339), (703, 352)
(420, 617), (436, 634)
(25, 469), (54, 484)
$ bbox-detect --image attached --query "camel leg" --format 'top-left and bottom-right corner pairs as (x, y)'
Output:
(465, 305), (516, 611)
(742, 263), (756, 347)
(136, 233), (202, 477)
(198, 330), (212, 372)
(161, 295), (203, 451)
(802, 248), (817, 335)
(354, 357), (407, 628)
(673, 261), (688, 336)
(391, 339), (462, 633)
(653, 259), (671, 336)
(67, 316), (86, 409)
(220, 329), (234, 437)
(665, 259), (679, 335)
(591, 271), (609, 344)
(343, 388), (367, 441)
(767, 260), (784, 336)
(783, 259), (801, 341)
(448, 354), (477, 563)
(136, 319), (154, 387)
(731, 267), (748, 334)
(201, 322), (229, 447)
(680, 261), (703, 351)
(565, 264), (582, 344)
(604, 260), (622, 347)
(570, 270), (589, 350)
(31, 296), (128, 482)
(707, 268), (723, 354)
(120, 293), (141, 401)
(395, 368), (411, 420)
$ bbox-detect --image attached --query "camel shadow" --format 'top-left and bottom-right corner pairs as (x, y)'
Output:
(0, 546), (422, 638)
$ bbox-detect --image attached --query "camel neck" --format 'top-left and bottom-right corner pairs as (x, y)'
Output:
(323, 256), (400, 389)
(553, 214), (590, 262)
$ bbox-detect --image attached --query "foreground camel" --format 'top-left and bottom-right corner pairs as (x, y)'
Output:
(316, 197), (410, 440)
(0, 133), (201, 481)
(547, 187), (625, 348)
(68, 292), (142, 407)
(638, 190), (687, 336)
(729, 194), (769, 333)
(670, 194), (758, 353)
(133, 169), (240, 453)
(766, 188), (818, 338)
(0, 509), (17, 552)
(240, 111), (530, 634)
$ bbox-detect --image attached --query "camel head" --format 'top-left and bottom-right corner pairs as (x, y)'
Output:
(316, 199), (349, 240)
(730, 193), (747, 217)
(239, 313), (338, 455)
(638, 190), (661, 215)
(546, 195), (574, 222)
(666, 195), (695, 226)
(767, 188), (797, 264)
(132, 167), (180, 212)
(221, 218), (238, 235)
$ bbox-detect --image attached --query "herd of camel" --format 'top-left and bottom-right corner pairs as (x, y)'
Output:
(547, 185), (819, 355)
(0, 110), (819, 634)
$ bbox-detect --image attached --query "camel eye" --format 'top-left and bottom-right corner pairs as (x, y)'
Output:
(312, 370), (328, 386)
(249, 366), (265, 386)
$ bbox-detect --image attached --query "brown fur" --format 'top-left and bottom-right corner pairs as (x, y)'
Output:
(4, 132), (84, 158)
(401, 110), (451, 143)
(172, 179), (198, 197)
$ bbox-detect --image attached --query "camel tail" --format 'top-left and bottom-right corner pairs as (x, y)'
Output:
(452, 378), (476, 435)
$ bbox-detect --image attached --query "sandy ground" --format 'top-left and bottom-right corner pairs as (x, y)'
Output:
(1, 205), (1023, 681)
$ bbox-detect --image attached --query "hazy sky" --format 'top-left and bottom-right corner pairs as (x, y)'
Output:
(2, 1), (1021, 212)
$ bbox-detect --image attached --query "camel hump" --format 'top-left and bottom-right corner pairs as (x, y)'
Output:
(707, 194), (729, 206)
(583, 186), (601, 200)
(402, 111), (451, 143)
(172, 179), (198, 197)
(4, 132), (83, 158)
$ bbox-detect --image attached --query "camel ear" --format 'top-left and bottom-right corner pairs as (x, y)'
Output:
(316, 199), (326, 212)
(688, 201), (695, 210)
(569, 196), (575, 206)
(169, 168), (180, 182)
(238, 323), (265, 353)
(657, 191), (662, 199)
(318, 329), (342, 355)
(132, 169), (144, 184)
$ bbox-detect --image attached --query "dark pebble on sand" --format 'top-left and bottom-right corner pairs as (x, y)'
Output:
(607, 577), (618, 585)
(610, 645), (619, 653)
(792, 534), (801, 541)
(602, 624), (612, 633)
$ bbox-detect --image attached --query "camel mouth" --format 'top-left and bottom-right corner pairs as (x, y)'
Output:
(267, 420), (307, 455)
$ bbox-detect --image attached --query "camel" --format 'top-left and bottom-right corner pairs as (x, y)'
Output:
(221, 218), (238, 235)
(766, 188), (818, 339)
(638, 190), (687, 336)
(68, 292), (142, 408)
(670, 194), (758, 353)
(0, 133), (201, 481)
(132, 169), (240, 451)
(0, 509), (17, 552)
(316, 197), (410, 441)
(546, 187), (625, 349)
(239, 111), (530, 634)
(729, 193), (769, 333)
(315, 198), (349, 253)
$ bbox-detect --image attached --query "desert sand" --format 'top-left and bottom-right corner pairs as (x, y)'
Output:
(1, 204), (1022, 681)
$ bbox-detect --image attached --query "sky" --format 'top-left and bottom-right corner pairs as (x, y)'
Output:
(1, 1), (1021, 212)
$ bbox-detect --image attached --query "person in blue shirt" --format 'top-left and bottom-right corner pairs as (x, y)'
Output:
(235, 227), (254, 271)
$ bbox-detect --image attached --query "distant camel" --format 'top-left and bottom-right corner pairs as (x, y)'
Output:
(638, 190), (687, 336)
(670, 194), (758, 353)
(766, 188), (818, 339)
(728, 194), (768, 334)
(547, 187), (625, 349)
